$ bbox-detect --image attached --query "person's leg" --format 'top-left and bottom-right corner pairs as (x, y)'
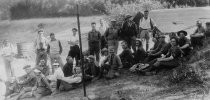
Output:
(4, 57), (12, 78)
(56, 54), (64, 68)
(36, 51), (40, 65)
(95, 43), (100, 62)
(114, 40), (119, 54)
(50, 54), (55, 73)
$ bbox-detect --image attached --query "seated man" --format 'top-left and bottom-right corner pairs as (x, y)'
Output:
(102, 48), (123, 79)
(133, 40), (147, 64)
(16, 65), (37, 100)
(150, 34), (159, 51)
(143, 37), (182, 74)
(32, 69), (53, 100)
(144, 35), (167, 63)
(47, 62), (81, 94)
(34, 59), (50, 76)
(63, 56), (74, 77)
(177, 30), (191, 57)
(84, 55), (100, 81)
(190, 20), (205, 49)
(119, 41), (134, 68)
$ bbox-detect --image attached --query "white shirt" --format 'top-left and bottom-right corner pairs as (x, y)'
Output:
(99, 25), (107, 35)
(47, 67), (64, 81)
(69, 33), (79, 46)
(34, 35), (48, 49)
(139, 17), (156, 29)
(0, 81), (6, 99)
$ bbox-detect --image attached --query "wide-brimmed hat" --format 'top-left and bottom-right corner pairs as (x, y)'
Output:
(34, 69), (41, 73)
(88, 55), (95, 60)
(124, 15), (132, 20)
(177, 30), (187, 36)
(111, 19), (117, 22)
(53, 62), (60, 66)
(101, 48), (108, 52)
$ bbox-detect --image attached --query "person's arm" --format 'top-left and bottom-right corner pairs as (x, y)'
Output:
(19, 75), (33, 85)
(116, 56), (123, 69)
(42, 76), (52, 91)
(158, 55), (174, 61)
(98, 31), (101, 49)
(104, 29), (109, 41)
(58, 40), (62, 54)
(180, 38), (190, 49)
(47, 44), (50, 54)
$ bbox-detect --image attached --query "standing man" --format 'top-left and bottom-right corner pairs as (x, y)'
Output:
(67, 28), (80, 66)
(1, 40), (16, 78)
(47, 33), (63, 73)
(34, 30), (48, 65)
(205, 22), (210, 38)
(190, 20), (205, 49)
(104, 20), (119, 54)
(121, 15), (138, 53)
(139, 10), (156, 51)
(99, 19), (108, 50)
(88, 22), (101, 62)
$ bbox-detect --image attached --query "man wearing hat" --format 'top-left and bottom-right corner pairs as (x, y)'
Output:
(190, 20), (205, 49)
(139, 10), (156, 51)
(32, 69), (53, 100)
(144, 35), (168, 63)
(120, 15), (138, 53)
(102, 48), (122, 79)
(47, 33), (63, 73)
(88, 22), (101, 62)
(177, 30), (191, 57)
(104, 19), (120, 54)
(16, 65), (37, 100)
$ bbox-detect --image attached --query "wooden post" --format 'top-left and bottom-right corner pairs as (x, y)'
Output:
(76, 3), (87, 97)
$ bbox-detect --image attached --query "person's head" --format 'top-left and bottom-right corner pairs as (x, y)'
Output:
(100, 19), (103, 26)
(50, 33), (55, 40)
(170, 37), (178, 46)
(91, 22), (96, 30)
(101, 48), (108, 56)
(39, 59), (46, 65)
(72, 28), (78, 34)
(196, 20), (202, 27)
(66, 56), (73, 64)
(144, 10), (149, 18)
(88, 55), (95, 63)
(177, 30), (187, 38)
(53, 62), (60, 69)
(23, 65), (32, 74)
(121, 41), (128, 50)
(159, 35), (165, 42)
(38, 30), (44, 37)
(136, 40), (143, 48)
(34, 69), (42, 76)
(110, 19), (117, 27)
(109, 48), (115, 55)
(124, 15), (132, 21)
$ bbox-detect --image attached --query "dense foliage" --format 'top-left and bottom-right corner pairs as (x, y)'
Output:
(0, 0), (209, 20)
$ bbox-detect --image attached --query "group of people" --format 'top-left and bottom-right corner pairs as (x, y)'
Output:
(1, 9), (210, 100)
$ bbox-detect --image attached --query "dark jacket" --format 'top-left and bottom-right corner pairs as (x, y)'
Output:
(63, 63), (73, 77)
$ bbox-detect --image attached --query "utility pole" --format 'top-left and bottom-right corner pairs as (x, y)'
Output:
(76, 1), (87, 97)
